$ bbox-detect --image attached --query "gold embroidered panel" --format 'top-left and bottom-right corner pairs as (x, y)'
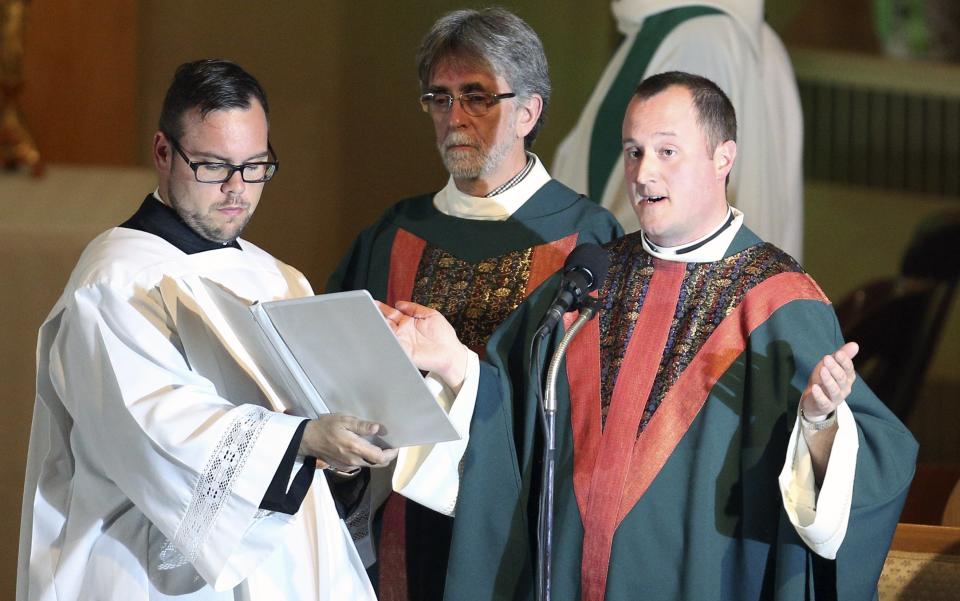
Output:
(411, 244), (534, 355)
(597, 236), (804, 434)
(598, 234), (655, 425)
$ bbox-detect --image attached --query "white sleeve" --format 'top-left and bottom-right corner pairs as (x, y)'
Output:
(53, 283), (306, 590)
(778, 402), (859, 559)
(392, 350), (480, 516)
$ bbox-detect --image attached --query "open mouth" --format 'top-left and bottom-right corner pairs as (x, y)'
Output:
(638, 195), (667, 204)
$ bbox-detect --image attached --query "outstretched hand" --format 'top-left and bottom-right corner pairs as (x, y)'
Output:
(299, 414), (398, 471)
(800, 341), (860, 422)
(377, 300), (469, 391)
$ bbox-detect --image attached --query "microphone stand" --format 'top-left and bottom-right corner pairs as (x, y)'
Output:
(536, 296), (600, 601)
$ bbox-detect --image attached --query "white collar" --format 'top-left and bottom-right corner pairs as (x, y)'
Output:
(432, 153), (552, 221)
(641, 206), (744, 263)
(611, 0), (762, 56)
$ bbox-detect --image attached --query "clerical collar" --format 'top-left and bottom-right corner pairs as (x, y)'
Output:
(119, 191), (242, 254)
(433, 152), (551, 221)
(484, 154), (534, 197)
(641, 206), (744, 263)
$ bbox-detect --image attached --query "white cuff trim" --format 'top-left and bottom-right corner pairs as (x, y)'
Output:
(393, 351), (480, 516)
(779, 401), (858, 559)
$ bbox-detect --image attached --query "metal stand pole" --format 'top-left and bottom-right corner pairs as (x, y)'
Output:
(536, 297), (599, 601)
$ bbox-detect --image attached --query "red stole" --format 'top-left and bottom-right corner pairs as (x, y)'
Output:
(379, 227), (580, 599)
(565, 267), (828, 601)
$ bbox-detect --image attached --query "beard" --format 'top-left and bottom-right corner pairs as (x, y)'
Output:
(169, 188), (252, 244)
(439, 129), (517, 180)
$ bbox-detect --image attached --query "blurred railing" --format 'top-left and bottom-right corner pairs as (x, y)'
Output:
(790, 47), (960, 198)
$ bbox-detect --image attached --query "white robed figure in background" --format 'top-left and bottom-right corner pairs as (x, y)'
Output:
(18, 59), (394, 601)
(553, 0), (804, 261)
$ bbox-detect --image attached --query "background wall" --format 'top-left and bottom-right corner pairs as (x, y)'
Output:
(133, 0), (616, 284)
(4, 1), (616, 595)
(2, 0), (957, 597)
(20, 1), (139, 164)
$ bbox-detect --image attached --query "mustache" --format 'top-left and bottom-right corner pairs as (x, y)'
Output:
(442, 132), (479, 149)
(214, 197), (249, 210)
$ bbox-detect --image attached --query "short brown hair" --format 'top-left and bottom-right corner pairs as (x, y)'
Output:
(634, 71), (736, 154)
(159, 59), (269, 141)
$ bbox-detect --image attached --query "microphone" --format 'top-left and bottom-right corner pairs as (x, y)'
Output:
(537, 243), (610, 335)
(532, 243), (608, 601)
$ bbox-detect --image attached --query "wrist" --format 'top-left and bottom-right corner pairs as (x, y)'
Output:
(799, 408), (838, 432)
(298, 420), (317, 457)
(439, 344), (469, 393)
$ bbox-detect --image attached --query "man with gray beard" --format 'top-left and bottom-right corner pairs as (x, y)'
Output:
(327, 8), (621, 600)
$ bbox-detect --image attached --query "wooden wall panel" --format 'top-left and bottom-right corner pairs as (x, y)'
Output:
(19, 0), (138, 166)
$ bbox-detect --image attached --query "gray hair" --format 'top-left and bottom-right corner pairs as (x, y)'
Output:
(416, 8), (551, 148)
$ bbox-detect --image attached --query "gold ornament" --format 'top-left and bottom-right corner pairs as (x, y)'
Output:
(0, 0), (42, 176)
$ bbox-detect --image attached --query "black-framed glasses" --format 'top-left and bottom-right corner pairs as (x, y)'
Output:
(166, 134), (279, 184)
(419, 91), (517, 117)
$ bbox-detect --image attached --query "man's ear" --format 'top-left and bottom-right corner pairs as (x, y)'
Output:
(153, 131), (172, 172)
(713, 139), (736, 180)
(515, 94), (543, 140)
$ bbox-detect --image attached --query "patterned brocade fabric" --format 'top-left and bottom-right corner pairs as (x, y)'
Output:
(598, 235), (655, 424)
(598, 234), (804, 433)
(411, 243), (534, 354)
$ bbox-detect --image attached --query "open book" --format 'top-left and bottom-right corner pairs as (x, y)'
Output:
(200, 280), (460, 448)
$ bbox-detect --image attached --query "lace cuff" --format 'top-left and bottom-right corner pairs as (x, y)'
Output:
(158, 405), (272, 569)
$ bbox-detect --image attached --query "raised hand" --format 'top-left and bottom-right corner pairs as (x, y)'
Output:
(800, 341), (860, 422)
(377, 300), (469, 390)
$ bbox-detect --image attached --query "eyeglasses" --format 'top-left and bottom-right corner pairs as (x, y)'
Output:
(419, 91), (517, 117)
(166, 134), (279, 184)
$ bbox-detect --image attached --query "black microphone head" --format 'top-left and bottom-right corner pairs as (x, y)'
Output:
(563, 243), (610, 292)
(536, 243), (611, 335)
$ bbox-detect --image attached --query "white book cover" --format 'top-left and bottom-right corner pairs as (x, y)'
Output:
(200, 280), (460, 448)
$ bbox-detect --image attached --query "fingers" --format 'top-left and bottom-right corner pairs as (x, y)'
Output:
(823, 346), (857, 395)
(377, 302), (404, 331)
(394, 300), (438, 319)
(806, 383), (834, 415)
(819, 364), (844, 400)
(839, 344), (858, 385)
(801, 342), (859, 419)
(839, 341), (860, 361)
(821, 356), (846, 391)
(307, 415), (396, 469)
(333, 417), (397, 467)
(362, 445), (399, 468)
(341, 416), (380, 437)
(831, 342), (857, 376)
(348, 438), (396, 468)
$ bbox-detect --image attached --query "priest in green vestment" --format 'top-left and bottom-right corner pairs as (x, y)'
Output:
(326, 9), (622, 599)
(553, 0), (804, 261)
(382, 71), (917, 601)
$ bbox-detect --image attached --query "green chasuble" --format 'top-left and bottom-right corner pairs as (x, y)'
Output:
(449, 227), (917, 601)
(327, 179), (622, 600)
(328, 179), (622, 346)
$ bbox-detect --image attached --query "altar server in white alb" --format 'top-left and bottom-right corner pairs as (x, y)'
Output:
(553, 0), (804, 260)
(17, 59), (393, 601)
